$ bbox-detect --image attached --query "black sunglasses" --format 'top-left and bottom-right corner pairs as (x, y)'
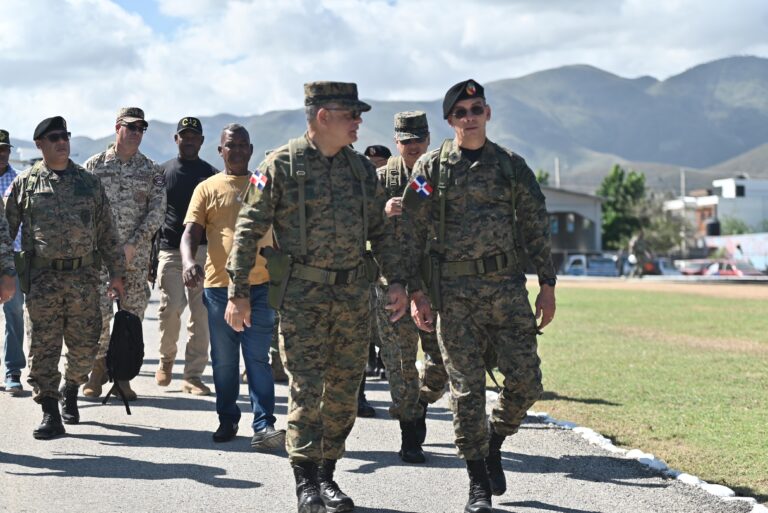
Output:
(401, 137), (427, 145)
(451, 104), (486, 119)
(122, 124), (148, 133)
(324, 108), (362, 121)
(44, 131), (71, 143)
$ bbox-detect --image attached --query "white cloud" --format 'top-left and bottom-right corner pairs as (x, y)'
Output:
(1, 0), (767, 139)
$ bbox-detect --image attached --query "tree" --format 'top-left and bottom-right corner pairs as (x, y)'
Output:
(535, 169), (550, 186)
(721, 216), (751, 235)
(596, 164), (647, 250)
(636, 191), (695, 254)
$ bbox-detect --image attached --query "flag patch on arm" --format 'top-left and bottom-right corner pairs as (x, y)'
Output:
(250, 171), (268, 190)
(409, 175), (433, 197)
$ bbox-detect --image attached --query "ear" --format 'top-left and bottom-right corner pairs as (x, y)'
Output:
(115, 123), (122, 134)
(35, 140), (42, 150)
(200, 135), (205, 145)
(174, 134), (179, 143)
(317, 108), (330, 126)
(486, 104), (492, 122)
(217, 146), (223, 157)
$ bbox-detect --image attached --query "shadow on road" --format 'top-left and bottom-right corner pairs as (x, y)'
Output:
(0, 451), (259, 488)
(539, 390), (621, 407)
(502, 500), (601, 513)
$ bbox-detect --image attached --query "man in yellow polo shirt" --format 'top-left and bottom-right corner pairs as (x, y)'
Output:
(181, 123), (285, 449)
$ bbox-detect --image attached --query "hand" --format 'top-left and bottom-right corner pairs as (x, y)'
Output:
(384, 197), (403, 218)
(108, 277), (125, 301)
(124, 243), (137, 267)
(410, 290), (435, 332)
(535, 284), (556, 330)
(384, 283), (408, 323)
(0, 275), (16, 304)
(225, 297), (251, 332)
(182, 262), (205, 289)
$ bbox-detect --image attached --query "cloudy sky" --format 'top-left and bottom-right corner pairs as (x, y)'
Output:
(2, 0), (768, 139)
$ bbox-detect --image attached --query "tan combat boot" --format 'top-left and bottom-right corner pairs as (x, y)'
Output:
(117, 380), (137, 401)
(181, 377), (211, 396)
(155, 360), (173, 386)
(82, 358), (108, 398)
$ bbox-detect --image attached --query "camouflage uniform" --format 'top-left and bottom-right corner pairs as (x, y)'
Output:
(227, 124), (403, 464)
(85, 146), (166, 358)
(402, 137), (556, 461)
(0, 202), (16, 278)
(5, 160), (124, 402)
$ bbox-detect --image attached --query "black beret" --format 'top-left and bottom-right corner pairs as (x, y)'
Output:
(364, 145), (391, 159)
(33, 116), (68, 140)
(443, 79), (485, 119)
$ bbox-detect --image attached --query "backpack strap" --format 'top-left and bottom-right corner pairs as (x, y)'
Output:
(490, 143), (518, 250)
(288, 137), (309, 257)
(437, 139), (453, 246)
(384, 156), (402, 197)
(19, 163), (44, 253)
(343, 147), (369, 254)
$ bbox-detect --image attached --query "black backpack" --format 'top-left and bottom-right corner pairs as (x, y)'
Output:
(102, 302), (144, 414)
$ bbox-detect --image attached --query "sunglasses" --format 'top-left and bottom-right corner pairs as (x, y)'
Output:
(451, 104), (486, 119)
(44, 131), (71, 143)
(401, 137), (427, 145)
(122, 123), (148, 133)
(324, 108), (362, 121)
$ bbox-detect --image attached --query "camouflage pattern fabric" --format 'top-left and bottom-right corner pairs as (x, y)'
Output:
(95, 268), (151, 360)
(0, 201), (15, 273)
(84, 147), (166, 274)
(227, 133), (403, 464)
(85, 147), (165, 354)
(418, 329), (448, 404)
(400, 138), (554, 460)
(5, 160), (124, 403)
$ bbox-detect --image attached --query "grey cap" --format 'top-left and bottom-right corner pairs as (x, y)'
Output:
(116, 107), (148, 127)
(304, 81), (371, 112)
(394, 111), (429, 141)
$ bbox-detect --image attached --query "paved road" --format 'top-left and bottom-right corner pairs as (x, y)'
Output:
(0, 292), (759, 513)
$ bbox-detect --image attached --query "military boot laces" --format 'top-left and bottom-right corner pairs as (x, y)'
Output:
(292, 462), (326, 513)
(60, 382), (80, 424)
(33, 397), (65, 440)
(465, 459), (493, 513)
(318, 459), (354, 513)
(486, 428), (507, 496)
(398, 420), (426, 464)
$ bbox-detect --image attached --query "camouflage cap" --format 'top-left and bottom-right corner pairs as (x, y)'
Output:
(0, 129), (12, 147)
(443, 79), (485, 119)
(116, 107), (148, 127)
(304, 81), (371, 112)
(394, 111), (429, 141)
(33, 116), (68, 140)
(176, 116), (203, 134)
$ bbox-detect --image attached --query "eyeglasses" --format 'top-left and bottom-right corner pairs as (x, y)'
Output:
(451, 104), (486, 119)
(324, 108), (362, 121)
(401, 137), (427, 145)
(44, 131), (71, 143)
(122, 124), (148, 133)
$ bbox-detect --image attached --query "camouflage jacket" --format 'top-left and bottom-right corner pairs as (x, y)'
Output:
(84, 147), (166, 272)
(401, 138), (556, 290)
(226, 133), (403, 298)
(376, 155), (412, 199)
(5, 160), (125, 279)
(0, 200), (15, 275)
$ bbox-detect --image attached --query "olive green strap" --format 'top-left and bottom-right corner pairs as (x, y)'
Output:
(344, 148), (369, 254)
(437, 139), (453, 247)
(288, 138), (308, 257)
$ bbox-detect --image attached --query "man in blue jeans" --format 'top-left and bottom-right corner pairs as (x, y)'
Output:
(0, 129), (25, 396)
(180, 123), (284, 450)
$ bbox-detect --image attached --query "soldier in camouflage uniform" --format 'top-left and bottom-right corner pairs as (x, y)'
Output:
(0, 190), (17, 304)
(83, 107), (166, 401)
(401, 80), (557, 513)
(372, 111), (447, 463)
(225, 82), (407, 513)
(5, 116), (125, 440)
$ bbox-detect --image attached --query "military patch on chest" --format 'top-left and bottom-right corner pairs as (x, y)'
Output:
(152, 175), (166, 187)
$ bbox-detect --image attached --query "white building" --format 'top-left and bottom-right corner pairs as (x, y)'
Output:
(542, 186), (603, 270)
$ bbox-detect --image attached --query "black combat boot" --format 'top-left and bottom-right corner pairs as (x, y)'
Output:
(60, 381), (80, 425)
(398, 420), (426, 463)
(292, 462), (326, 513)
(486, 425), (507, 496)
(357, 373), (376, 418)
(33, 397), (66, 440)
(465, 459), (493, 513)
(318, 459), (354, 513)
(414, 399), (428, 445)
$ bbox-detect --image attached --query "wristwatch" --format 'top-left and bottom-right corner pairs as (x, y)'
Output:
(539, 277), (556, 287)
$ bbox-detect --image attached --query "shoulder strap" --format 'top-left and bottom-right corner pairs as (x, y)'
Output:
(344, 148), (369, 253)
(288, 138), (309, 257)
(491, 143), (519, 251)
(19, 164), (44, 252)
(384, 156), (401, 197)
(437, 139), (453, 246)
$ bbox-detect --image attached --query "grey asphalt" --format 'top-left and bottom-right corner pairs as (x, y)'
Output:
(0, 292), (756, 513)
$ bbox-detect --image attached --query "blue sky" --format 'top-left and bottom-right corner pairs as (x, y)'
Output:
(2, 0), (767, 138)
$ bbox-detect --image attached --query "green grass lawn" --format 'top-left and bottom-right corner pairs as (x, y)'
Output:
(520, 284), (768, 503)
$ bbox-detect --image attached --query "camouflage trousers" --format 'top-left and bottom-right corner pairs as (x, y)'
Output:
(437, 274), (543, 461)
(95, 268), (151, 360)
(24, 266), (102, 403)
(418, 327), (448, 404)
(279, 278), (369, 464)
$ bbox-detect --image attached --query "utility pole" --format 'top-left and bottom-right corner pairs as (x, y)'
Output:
(680, 168), (686, 197)
(555, 157), (561, 188)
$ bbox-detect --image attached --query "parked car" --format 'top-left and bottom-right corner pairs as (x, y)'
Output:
(677, 259), (712, 276)
(564, 254), (620, 277)
(704, 260), (765, 277)
(640, 257), (682, 276)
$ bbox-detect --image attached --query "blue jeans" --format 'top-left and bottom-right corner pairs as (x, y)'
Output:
(3, 276), (25, 377)
(203, 285), (276, 431)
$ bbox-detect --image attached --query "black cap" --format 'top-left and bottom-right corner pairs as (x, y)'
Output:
(0, 129), (12, 147)
(33, 116), (68, 140)
(443, 79), (485, 119)
(177, 116), (203, 134)
(364, 145), (391, 159)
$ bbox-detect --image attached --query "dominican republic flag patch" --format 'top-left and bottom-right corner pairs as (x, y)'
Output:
(250, 171), (268, 190)
(410, 175), (433, 197)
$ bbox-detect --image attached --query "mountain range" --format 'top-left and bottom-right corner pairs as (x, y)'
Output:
(12, 55), (768, 195)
